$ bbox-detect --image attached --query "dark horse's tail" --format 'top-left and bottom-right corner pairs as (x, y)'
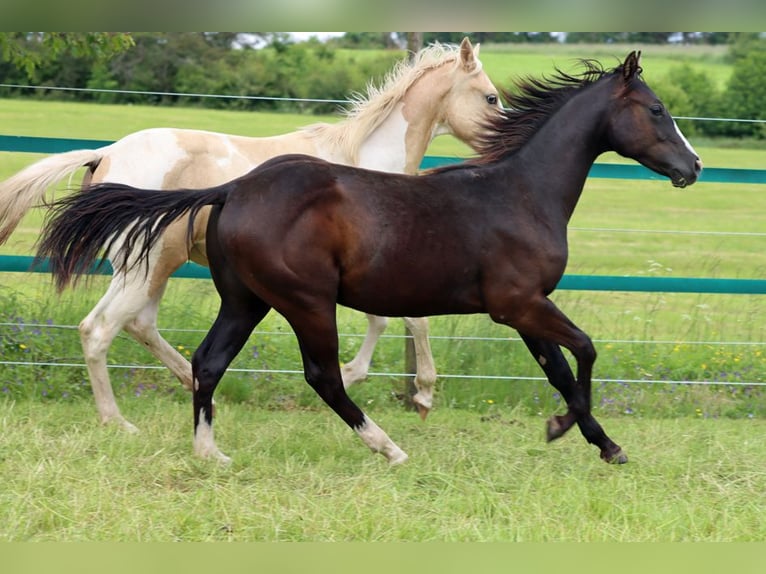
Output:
(35, 182), (229, 291)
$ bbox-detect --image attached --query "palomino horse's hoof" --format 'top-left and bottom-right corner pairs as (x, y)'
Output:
(415, 403), (430, 421)
(601, 448), (628, 464)
(103, 416), (139, 434)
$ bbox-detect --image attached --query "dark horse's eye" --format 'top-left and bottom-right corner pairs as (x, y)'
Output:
(486, 94), (498, 105)
(650, 103), (665, 116)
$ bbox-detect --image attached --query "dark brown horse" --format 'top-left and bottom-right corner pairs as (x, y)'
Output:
(37, 52), (701, 465)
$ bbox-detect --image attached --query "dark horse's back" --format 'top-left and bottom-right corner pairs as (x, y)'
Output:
(212, 154), (490, 318)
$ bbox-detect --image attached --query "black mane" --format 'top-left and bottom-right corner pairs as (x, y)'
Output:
(433, 58), (631, 172)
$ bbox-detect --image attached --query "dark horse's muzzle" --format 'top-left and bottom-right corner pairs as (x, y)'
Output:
(671, 157), (703, 188)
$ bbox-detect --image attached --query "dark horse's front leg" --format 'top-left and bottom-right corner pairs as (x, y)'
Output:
(519, 334), (626, 463)
(496, 293), (627, 464)
(519, 333), (627, 463)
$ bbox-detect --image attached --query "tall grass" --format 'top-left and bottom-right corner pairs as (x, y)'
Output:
(1, 396), (763, 541)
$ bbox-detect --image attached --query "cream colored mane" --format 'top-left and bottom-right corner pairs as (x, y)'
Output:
(302, 43), (469, 165)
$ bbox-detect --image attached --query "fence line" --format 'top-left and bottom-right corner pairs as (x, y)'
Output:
(3, 134), (764, 185)
(2, 319), (764, 389)
(1, 359), (763, 388)
(0, 83), (349, 105)
(0, 117), (763, 392)
(3, 83), (765, 126)
(570, 227), (766, 238)
(2, 255), (765, 294)
(1, 321), (763, 348)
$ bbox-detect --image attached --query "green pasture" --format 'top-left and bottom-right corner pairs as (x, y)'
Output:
(0, 94), (764, 414)
(0, 45), (766, 541)
(0, 45), (764, 542)
(478, 42), (732, 89)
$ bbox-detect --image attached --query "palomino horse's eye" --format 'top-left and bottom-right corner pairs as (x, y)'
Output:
(486, 94), (498, 105)
(650, 103), (665, 116)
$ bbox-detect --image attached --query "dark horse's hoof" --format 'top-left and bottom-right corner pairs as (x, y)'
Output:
(600, 448), (628, 464)
(545, 416), (568, 442)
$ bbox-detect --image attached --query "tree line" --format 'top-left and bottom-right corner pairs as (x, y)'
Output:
(1, 32), (765, 137)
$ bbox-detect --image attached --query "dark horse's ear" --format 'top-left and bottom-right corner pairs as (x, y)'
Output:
(622, 51), (642, 81)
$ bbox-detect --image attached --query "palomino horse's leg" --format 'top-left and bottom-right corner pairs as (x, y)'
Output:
(496, 295), (626, 463)
(287, 307), (408, 465)
(123, 284), (194, 391)
(341, 315), (437, 419)
(402, 316), (437, 418)
(341, 314), (388, 386)
(79, 278), (148, 433)
(79, 269), (192, 433)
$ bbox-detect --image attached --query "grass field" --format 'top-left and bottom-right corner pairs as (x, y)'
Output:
(0, 44), (764, 542)
(1, 396), (763, 541)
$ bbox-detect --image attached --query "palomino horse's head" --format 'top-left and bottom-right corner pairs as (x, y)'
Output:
(416, 37), (502, 151)
(605, 51), (702, 188)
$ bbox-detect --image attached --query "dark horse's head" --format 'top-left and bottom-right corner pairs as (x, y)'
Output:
(600, 51), (702, 187)
(474, 51), (702, 188)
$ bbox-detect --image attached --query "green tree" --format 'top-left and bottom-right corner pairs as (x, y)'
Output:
(725, 50), (766, 137)
(727, 32), (766, 63)
(664, 63), (724, 137)
(0, 32), (133, 80)
(87, 33), (225, 104)
(565, 32), (627, 43)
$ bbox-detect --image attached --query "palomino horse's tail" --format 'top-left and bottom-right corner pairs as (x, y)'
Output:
(0, 148), (106, 244)
(36, 182), (229, 292)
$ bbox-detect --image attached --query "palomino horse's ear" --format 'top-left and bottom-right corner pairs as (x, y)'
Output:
(622, 50), (642, 81)
(459, 37), (479, 72)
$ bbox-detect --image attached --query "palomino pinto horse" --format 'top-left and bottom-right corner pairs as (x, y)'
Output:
(1, 38), (501, 432)
(37, 52), (701, 465)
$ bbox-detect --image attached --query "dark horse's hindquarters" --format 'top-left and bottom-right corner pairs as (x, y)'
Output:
(37, 52), (701, 465)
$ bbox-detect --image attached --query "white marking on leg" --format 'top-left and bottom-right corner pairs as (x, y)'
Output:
(538, 354), (547, 366)
(354, 416), (408, 465)
(193, 409), (231, 464)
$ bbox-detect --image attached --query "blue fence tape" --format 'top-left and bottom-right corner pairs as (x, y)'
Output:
(3, 256), (765, 294)
(1, 135), (764, 294)
(2, 135), (766, 184)
(420, 155), (766, 184)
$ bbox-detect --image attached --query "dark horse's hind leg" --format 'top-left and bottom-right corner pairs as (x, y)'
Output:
(191, 289), (270, 463)
(520, 335), (626, 463)
(190, 206), (271, 462)
(282, 303), (408, 465)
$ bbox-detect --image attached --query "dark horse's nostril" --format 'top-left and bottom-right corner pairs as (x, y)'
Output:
(695, 158), (703, 173)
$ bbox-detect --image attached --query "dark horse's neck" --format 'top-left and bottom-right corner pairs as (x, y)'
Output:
(507, 77), (613, 223)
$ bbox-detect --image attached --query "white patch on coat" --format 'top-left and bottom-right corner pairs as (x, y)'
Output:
(100, 129), (188, 187)
(357, 103), (410, 173)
